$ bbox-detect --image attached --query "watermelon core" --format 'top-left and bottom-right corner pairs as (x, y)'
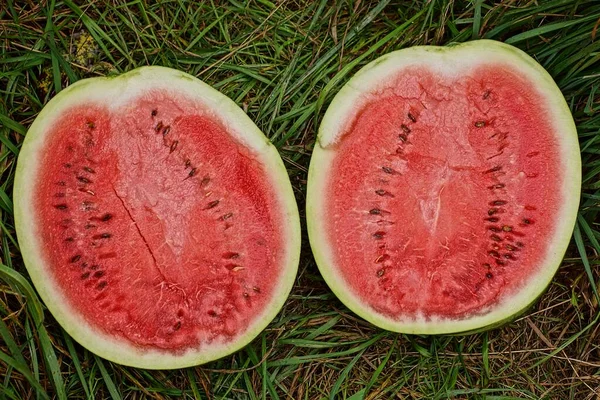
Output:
(307, 40), (580, 333)
(15, 67), (300, 368)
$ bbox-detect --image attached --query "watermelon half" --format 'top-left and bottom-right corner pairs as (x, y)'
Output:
(307, 40), (580, 334)
(14, 66), (301, 368)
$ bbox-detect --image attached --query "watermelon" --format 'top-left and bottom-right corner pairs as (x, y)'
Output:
(307, 40), (580, 334)
(14, 66), (301, 369)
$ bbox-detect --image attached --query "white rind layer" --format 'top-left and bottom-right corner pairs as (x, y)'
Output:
(306, 40), (581, 334)
(14, 66), (301, 369)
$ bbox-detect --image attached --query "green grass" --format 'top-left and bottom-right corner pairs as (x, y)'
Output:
(1, 1), (599, 399)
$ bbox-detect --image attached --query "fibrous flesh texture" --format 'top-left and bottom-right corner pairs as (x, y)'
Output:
(308, 41), (580, 333)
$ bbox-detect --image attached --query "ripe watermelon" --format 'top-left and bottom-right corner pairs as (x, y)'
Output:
(307, 40), (581, 334)
(14, 66), (301, 368)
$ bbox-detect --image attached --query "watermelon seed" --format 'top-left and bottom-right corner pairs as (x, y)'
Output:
(55, 204), (68, 210)
(526, 151), (540, 158)
(220, 213), (233, 221)
(173, 322), (181, 330)
(155, 121), (163, 132)
(90, 264), (99, 270)
(487, 183), (505, 189)
(373, 231), (386, 239)
(85, 223), (97, 229)
(521, 218), (533, 225)
(243, 292), (249, 298)
(81, 272), (90, 280)
(375, 254), (390, 263)
(232, 266), (245, 272)
(188, 168), (197, 178)
(57, 181), (66, 186)
(483, 263), (491, 269)
(401, 124), (411, 134)
(92, 233), (111, 240)
(223, 252), (240, 259)
(485, 217), (499, 223)
(486, 272), (493, 279)
(206, 200), (220, 209)
(96, 281), (107, 290)
(77, 176), (91, 184)
(503, 254), (514, 260)
(381, 166), (395, 174)
(162, 126), (171, 136)
(488, 208), (498, 216)
(86, 121), (95, 129)
(495, 259), (505, 266)
(375, 189), (394, 197)
(398, 134), (408, 142)
(490, 200), (507, 206)
(83, 166), (95, 173)
(475, 121), (486, 128)
(64, 163), (72, 168)
(483, 90), (491, 99)
(505, 244), (517, 251)
(484, 165), (502, 174)
(207, 310), (217, 317)
(151, 109), (157, 117)
(93, 270), (105, 278)
(70, 255), (81, 263)
(170, 140), (178, 153)
(502, 225), (512, 232)
(525, 205), (537, 211)
(516, 241), (524, 247)
(200, 176), (210, 186)
(490, 234), (502, 242)
(486, 151), (504, 160)
(98, 252), (117, 259)
(369, 208), (382, 215)
(65, 237), (74, 242)
(488, 226), (500, 232)
(78, 188), (96, 196)
(408, 112), (417, 122)
(377, 268), (385, 277)
(253, 286), (261, 293)
(488, 250), (500, 258)
(100, 213), (112, 221)
(185, 159), (191, 168)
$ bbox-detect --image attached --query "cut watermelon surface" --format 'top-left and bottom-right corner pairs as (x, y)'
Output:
(14, 67), (300, 368)
(307, 40), (580, 334)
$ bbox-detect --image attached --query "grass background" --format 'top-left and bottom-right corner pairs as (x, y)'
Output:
(1, 0), (599, 399)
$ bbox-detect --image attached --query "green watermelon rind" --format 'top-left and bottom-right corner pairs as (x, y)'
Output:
(306, 40), (581, 334)
(14, 66), (301, 369)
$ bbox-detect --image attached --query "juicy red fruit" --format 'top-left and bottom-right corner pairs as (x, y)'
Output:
(38, 92), (284, 352)
(326, 65), (562, 319)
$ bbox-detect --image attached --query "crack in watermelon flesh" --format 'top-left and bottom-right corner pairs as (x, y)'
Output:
(37, 91), (284, 352)
(326, 65), (562, 319)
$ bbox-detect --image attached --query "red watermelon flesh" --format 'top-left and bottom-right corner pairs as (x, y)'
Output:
(36, 91), (284, 351)
(326, 64), (561, 319)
